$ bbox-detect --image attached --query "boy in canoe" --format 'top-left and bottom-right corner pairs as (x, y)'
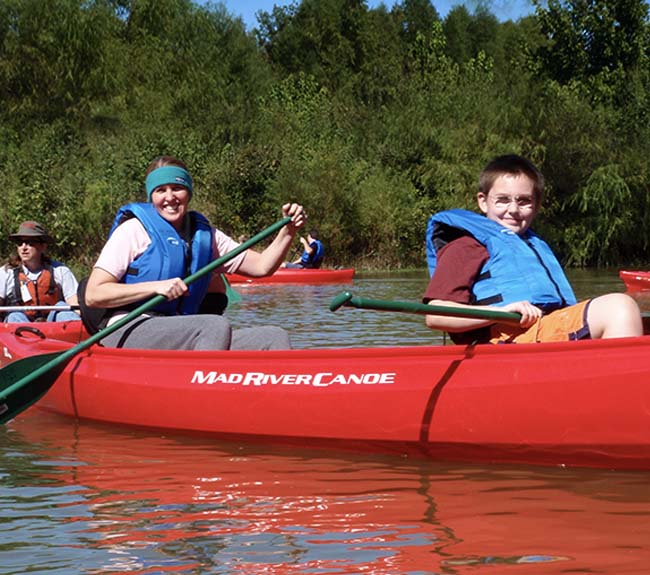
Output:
(79, 155), (307, 350)
(283, 229), (325, 269)
(423, 154), (642, 344)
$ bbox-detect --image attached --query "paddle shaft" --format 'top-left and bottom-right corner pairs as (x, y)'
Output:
(0, 216), (292, 403)
(0, 305), (80, 312)
(329, 291), (522, 323)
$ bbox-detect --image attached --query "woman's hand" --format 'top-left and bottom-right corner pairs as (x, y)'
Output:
(237, 204), (307, 277)
(282, 203), (307, 233)
(155, 277), (188, 301)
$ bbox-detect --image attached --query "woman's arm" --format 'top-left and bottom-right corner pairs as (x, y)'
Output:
(84, 267), (188, 309)
(236, 202), (306, 277)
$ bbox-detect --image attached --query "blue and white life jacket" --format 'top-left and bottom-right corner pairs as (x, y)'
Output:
(300, 239), (324, 268)
(425, 209), (576, 310)
(110, 203), (214, 315)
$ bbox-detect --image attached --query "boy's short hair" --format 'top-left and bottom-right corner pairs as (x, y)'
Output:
(479, 154), (545, 203)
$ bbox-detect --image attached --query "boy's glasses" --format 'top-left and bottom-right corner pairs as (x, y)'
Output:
(13, 238), (43, 246)
(490, 195), (536, 210)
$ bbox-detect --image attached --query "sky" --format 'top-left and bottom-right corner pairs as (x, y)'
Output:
(219, 1), (537, 31)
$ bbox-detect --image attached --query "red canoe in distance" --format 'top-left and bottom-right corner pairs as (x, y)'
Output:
(618, 271), (650, 332)
(2, 321), (650, 471)
(619, 270), (650, 291)
(226, 267), (354, 284)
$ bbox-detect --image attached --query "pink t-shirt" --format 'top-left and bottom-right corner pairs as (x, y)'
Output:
(94, 218), (247, 280)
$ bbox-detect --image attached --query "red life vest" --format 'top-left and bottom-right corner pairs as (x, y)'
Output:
(12, 265), (61, 321)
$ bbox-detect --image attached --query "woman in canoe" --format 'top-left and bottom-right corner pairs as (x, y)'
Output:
(79, 155), (306, 350)
(0, 221), (81, 323)
(423, 154), (642, 344)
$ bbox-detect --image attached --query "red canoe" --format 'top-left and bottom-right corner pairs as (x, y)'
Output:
(226, 267), (354, 284)
(1, 321), (650, 470)
(619, 270), (650, 291)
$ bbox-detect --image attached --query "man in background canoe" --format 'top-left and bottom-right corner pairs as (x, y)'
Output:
(423, 154), (642, 344)
(283, 229), (324, 269)
(0, 221), (81, 323)
(79, 155), (306, 350)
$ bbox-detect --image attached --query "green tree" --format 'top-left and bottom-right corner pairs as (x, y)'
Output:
(534, 0), (650, 83)
(443, 5), (473, 63)
(256, 0), (367, 92)
(0, 0), (118, 126)
(392, 0), (440, 44)
(352, 4), (404, 108)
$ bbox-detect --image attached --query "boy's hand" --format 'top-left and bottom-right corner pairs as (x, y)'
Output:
(503, 301), (543, 327)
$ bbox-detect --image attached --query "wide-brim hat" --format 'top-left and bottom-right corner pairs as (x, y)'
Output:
(9, 221), (54, 243)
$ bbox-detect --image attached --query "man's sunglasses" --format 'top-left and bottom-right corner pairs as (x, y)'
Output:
(13, 237), (44, 246)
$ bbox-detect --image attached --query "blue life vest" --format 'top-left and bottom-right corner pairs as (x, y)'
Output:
(110, 203), (214, 315)
(300, 239), (324, 268)
(425, 209), (577, 310)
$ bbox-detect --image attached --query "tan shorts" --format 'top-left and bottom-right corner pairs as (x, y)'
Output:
(488, 300), (592, 344)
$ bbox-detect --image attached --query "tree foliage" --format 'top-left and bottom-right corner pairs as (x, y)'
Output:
(1, 0), (650, 271)
(534, 0), (650, 86)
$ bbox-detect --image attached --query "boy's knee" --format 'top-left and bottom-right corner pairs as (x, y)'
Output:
(589, 293), (642, 338)
(603, 293), (640, 316)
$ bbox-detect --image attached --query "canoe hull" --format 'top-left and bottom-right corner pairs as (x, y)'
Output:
(226, 268), (354, 284)
(619, 270), (650, 291)
(1, 322), (649, 470)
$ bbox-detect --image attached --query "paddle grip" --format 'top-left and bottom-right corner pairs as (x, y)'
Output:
(328, 291), (354, 312)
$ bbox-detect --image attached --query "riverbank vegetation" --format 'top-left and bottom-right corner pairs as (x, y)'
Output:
(1, 0), (649, 272)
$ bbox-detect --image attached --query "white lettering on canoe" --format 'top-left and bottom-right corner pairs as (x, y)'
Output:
(190, 371), (396, 387)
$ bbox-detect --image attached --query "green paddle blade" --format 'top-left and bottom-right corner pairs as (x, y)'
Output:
(222, 274), (241, 305)
(0, 351), (67, 424)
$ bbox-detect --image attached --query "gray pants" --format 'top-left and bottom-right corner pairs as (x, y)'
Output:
(99, 314), (291, 351)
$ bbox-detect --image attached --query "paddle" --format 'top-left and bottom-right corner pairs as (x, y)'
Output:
(222, 274), (241, 304)
(0, 216), (292, 424)
(0, 305), (80, 312)
(329, 291), (522, 323)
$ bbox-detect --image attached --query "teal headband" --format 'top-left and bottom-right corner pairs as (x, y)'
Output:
(145, 166), (193, 200)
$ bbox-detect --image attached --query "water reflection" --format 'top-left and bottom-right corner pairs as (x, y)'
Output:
(2, 410), (649, 575)
(225, 271), (444, 349)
